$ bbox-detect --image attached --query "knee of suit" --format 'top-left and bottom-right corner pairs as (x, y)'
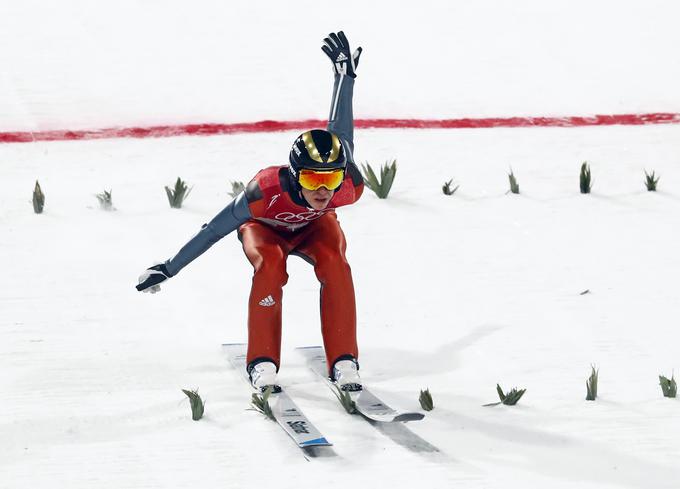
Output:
(251, 244), (286, 271)
(253, 261), (289, 288)
(313, 250), (352, 283)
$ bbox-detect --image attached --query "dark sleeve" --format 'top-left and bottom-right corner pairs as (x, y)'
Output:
(164, 192), (251, 276)
(327, 73), (356, 164)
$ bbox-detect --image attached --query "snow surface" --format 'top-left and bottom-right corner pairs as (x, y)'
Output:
(2, 2), (680, 488)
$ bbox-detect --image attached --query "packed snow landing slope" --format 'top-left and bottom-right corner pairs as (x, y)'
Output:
(2, 124), (680, 488)
(3, 1), (680, 486)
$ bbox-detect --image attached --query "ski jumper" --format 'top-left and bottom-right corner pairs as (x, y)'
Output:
(163, 73), (363, 373)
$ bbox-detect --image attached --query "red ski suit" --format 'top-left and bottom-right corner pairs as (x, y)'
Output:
(241, 165), (364, 372)
(158, 72), (361, 375)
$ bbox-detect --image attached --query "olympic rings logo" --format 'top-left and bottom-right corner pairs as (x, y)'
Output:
(274, 210), (327, 223)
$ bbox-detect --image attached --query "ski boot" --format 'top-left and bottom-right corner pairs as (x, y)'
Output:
(248, 361), (281, 393)
(332, 357), (362, 392)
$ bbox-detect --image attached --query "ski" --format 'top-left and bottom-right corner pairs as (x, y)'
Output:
(222, 343), (332, 449)
(296, 346), (425, 423)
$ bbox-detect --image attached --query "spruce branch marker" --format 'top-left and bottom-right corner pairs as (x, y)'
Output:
(361, 159), (397, 199)
(181, 389), (205, 421)
(644, 170), (660, 191)
(228, 180), (245, 198)
(442, 179), (460, 196)
(508, 168), (520, 194)
(659, 374), (677, 398)
(250, 386), (275, 420)
(333, 385), (358, 414)
(483, 384), (527, 406)
(165, 177), (192, 208)
(419, 388), (434, 411)
(586, 365), (599, 401)
(580, 162), (592, 194)
(96, 189), (114, 211)
(33, 180), (45, 214)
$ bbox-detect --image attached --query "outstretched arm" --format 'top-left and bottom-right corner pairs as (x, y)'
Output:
(164, 192), (251, 276)
(136, 192), (251, 292)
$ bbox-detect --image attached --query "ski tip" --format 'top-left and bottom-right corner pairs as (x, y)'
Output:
(393, 413), (425, 423)
(300, 437), (332, 447)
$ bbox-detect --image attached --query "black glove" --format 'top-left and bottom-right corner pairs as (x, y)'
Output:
(322, 31), (362, 78)
(136, 263), (172, 293)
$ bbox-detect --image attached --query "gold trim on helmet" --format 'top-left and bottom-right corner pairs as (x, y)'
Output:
(301, 131), (341, 164)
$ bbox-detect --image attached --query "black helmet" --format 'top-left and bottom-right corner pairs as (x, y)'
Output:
(289, 129), (346, 179)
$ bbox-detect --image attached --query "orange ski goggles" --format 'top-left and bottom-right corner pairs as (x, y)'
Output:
(298, 168), (345, 191)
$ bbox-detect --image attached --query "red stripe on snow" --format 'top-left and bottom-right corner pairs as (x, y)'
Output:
(1, 113), (679, 143)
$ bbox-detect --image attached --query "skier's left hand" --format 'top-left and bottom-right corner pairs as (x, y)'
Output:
(322, 31), (362, 78)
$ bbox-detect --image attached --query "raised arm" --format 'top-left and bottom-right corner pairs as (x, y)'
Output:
(321, 31), (362, 163)
(327, 73), (355, 160)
